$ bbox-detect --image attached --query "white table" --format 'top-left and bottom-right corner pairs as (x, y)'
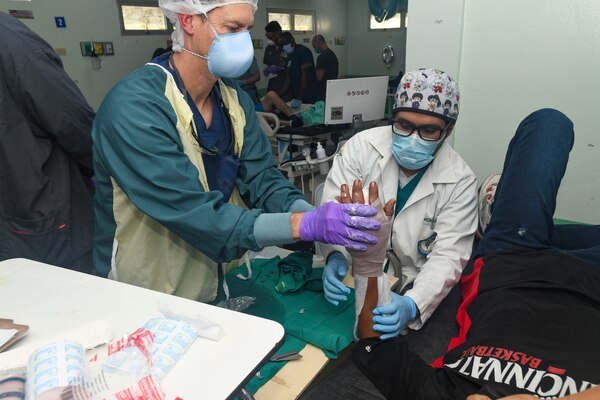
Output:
(0, 258), (285, 400)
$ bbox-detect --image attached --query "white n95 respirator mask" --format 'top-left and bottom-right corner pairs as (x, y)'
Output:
(183, 19), (254, 78)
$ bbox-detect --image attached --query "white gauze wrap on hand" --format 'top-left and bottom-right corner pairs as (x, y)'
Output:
(347, 198), (392, 277)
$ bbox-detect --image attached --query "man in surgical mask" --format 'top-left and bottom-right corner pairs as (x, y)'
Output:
(277, 31), (319, 107)
(91, 0), (382, 303)
(311, 34), (338, 101)
(319, 68), (478, 339)
(264, 20), (281, 63)
(262, 20), (288, 97)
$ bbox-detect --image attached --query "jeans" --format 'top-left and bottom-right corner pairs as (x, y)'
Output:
(476, 108), (600, 266)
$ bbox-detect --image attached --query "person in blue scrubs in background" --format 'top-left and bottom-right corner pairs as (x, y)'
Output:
(278, 31), (318, 107)
(260, 31), (319, 117)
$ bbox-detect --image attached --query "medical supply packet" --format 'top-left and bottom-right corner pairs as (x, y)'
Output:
(19, 318), (198, 400)
(22, 339), (163, 400)
(102, 318), (198, 379)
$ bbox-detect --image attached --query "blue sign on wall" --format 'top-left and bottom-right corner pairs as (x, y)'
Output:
(54, 16), (66, 28)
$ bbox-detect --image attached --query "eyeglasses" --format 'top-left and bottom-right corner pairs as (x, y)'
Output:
(390, 119), (449, 142)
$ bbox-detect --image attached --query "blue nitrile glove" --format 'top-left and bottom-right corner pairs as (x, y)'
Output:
(299, 202), (380, 251)
(323, 253), (350, 306)
(372, 293), (417, 340)
(290, 98), (302, 109)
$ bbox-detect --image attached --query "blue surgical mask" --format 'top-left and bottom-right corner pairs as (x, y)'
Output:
(283, 43), (294, 55)
(313, 47), (321, 54)
(182, 20), (254, 78)
(391, 128), (439, 170)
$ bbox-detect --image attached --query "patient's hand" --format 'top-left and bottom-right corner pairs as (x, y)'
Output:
(336, 180), (395, 217)
(336, 179), (396, 272)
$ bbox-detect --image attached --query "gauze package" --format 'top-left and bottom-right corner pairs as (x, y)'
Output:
(23, 339), (165, 400)
(143, 318), (198, 379)
(25, 341), (85, 400)
(0, 319), (113, 376)
(20, 317), (199, 400)
(102, 318), (198, 380)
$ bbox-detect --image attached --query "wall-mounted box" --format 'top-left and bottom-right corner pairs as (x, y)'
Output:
(80, 41), (92, 56)
(92, 42), (104, 56)
(103, 42), (114, 55)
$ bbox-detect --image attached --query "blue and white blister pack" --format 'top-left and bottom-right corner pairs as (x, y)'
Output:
(26, 341), (85, 400)
(143, 318), (199, 379)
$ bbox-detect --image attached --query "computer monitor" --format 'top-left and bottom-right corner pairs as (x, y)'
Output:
(324, 76), (389, 125)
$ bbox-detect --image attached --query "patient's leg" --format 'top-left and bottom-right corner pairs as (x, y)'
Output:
(551, 224), (600, 266)
(261, 90), (294, 117)
(477, 109), (574, 257)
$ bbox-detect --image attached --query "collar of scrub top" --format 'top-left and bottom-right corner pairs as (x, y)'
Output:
(168, 52), (235, 156)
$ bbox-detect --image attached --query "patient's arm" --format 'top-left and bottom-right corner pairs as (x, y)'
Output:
(339, 180), (395, 338)
(261, 90), (294, 117)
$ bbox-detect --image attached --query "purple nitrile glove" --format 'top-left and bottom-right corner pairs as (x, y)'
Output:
(372, 293), (417, 340)
(263, 65), (282, 77)
(299, 202), (381, 251)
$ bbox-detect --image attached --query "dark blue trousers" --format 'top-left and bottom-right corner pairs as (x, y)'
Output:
(477, 108), (600, 266)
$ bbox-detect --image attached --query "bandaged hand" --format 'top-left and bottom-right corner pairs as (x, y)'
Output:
(338, 180), (395, 277)
(336, 180), (396, 339)
(372, 292), (417, 339)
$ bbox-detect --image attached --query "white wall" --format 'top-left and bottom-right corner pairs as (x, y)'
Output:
(405, 0), (464, 78)
(456, 0), (600, 224)
(1, 0), (355, 105)
(407, 0), (600, 223)
(0, 0), (408, 111)
(0, 0), (170, 110)
(346, 0), (406, 77)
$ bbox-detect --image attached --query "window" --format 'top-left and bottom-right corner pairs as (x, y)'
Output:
(268, 12), (291, 31)
(117, 0), (172, 35)
(267, 8), (316, 34)
(369, 11), (408, 31)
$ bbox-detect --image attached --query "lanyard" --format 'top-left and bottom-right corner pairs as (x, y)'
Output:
(168, 53), (234, 156)
(394, 165), (429, 216)
(384, 165), (429, 274)
(166, 53), (240, 204)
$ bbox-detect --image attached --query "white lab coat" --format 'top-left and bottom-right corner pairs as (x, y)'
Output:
(320, 125), (478, 329)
